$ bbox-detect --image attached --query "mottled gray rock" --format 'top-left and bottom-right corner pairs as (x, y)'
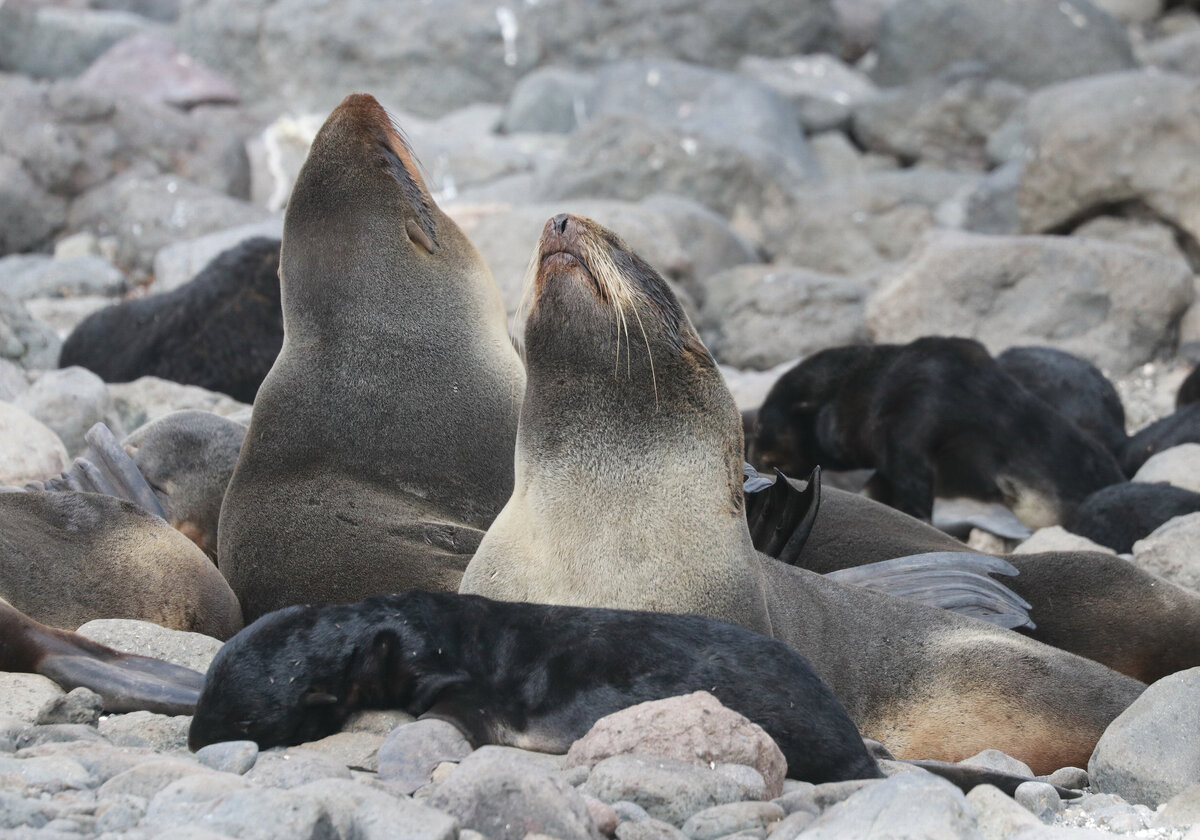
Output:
(872, 0), (1136, 88)
(583, 794), (619, 836)
(1152, 784), (1200, 828)
(961, 749), (1034, 779)
(773, 779), (876, 815)
(1141, 29), (1200, 77)
(699, 265), (869, 371)
(107, 376), (249, 432)
(1013, 526), (1117, 556)
(616, 818), (690, 840)
(1006, 71), (1200, 245)
(681, 802), (785, 840)
(0, 358), (29, 401)
(291, 778), (458, 840)
(300, 731), (384, 774)
(143, 771), (251, 827)
(798, 772), (981, 839)
(426, 746), (601, 840)
(245, 747), (354, 789)
(35, 688), (103, 727)
(865, 231), (1194, 376)
(176, 0), (840, 118)
(713, 764), (769, 802)
(1071, 216), (1191, 265)
(194, 741), (257, 775)
(66, 172), (269, 276)
(99, 712), (191, 751)
(1131, 512), (1200, 593)
(582, 754), (750, 827)
(0, 291), (63, 371)
(0, 154), (69, 255)
(762, 809), (815, 840)
(76, 618), (223, 673)
(151, 785), (335, 839)
(1133, 444), (1200, 493)
(807, 132), (898, 180)
(98, 756), (213, 801)
(76, 33), (239, 110)
(0, 674), (66, 723)
(0, 3), (147, 79)
(0, 754), (92, 792)
(566, 693), (787, 800)
(535, 115), (803, 227)
(502, 67), (595, 134)
(149, 218), (282, 294)
(612, 800), (653, 824)
(1015, 781), (1062, 821)
(0, 401), (68, 484)
(958, 161), (1021, 235)
(1045, 767), (1089, 791)
(0, 255), (126, 301)
(1089, 666), (1200, 806)
(0, 789), (59, 829)
(16, 366), (121, 456)
(738, 53), (877, 133)
(1074, 792), (1154, 832)
(23, 296), (114, 341)
(964, 784), (1041, 840)
(96, 794), (148, 833)
(377, 719), (473, 794)
(16, 738), (158, 786)
(13, 722), (110, 749)
(761, 170), (975, 276)
(851, 71), (1026, 171)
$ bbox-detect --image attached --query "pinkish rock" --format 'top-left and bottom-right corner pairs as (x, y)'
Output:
(77, 33), (239, 110)
(564, 691), (786, 799)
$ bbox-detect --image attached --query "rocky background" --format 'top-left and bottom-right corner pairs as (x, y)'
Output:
(3, 0), (1200, 838)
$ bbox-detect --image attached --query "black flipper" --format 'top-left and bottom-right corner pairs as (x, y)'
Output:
(744, 464), (821, 565)
(932, 497), (1033, 541)
(902, 759), (1082, 799)
(826, 552), (1035, 630)
(22, 423), (168, 522)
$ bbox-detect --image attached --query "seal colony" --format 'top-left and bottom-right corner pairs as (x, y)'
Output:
(459, 213), (1145, 773)
(218, 94), (525, 621)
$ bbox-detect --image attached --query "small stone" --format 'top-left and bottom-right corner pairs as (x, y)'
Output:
(244, 747), (354, 789)
(713, 764), (768, 802)
(1153, 784), (1200, 828)
(764, 810), (815, 840)
(75, 618), (224, 674)
(143, 771), (252, 826)
(1045, 767), (1089, 790)
(681, 801), (785, 840)
(193, 741), (258, 775)
(1014, 527), (1116, 556)
(0, 675), (66, 724)
(773, 779), (877, 815)
(613, 801), (653, 824)
(0, 755), (93, 792)
(97, 757), (213, 801)
(94, 795), (147, 833)
(35, 688), (103, 727)
(0, 402), (69, 486)
(98, 712), (191, 751)
(616, 818), (690, 840)
(376, 719), (473, 794)
(582, 754), (750, 828)
(561, 765), (592, 786)
(584, 793), (620, 835)
(960, 749), (1034, 779)
(1014, 781), (1062, 822)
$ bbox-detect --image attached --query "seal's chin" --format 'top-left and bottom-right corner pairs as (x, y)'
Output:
(537, 248), (606, 301)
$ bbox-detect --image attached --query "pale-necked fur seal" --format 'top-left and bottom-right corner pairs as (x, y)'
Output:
(218, 94), (524, 621)
(749, 339), (1125, 527)
(460, 214), (1144, 773)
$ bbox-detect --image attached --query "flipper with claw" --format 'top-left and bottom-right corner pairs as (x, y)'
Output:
(744, 463), (821, 565)
(826, 552), (1035, 630)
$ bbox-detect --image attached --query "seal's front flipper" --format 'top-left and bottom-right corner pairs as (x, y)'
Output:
(744, 464), (821, 565)
(826, 552), (1035, 630)
(37, 653), (203, 716)
(900, 759), (1081, 799)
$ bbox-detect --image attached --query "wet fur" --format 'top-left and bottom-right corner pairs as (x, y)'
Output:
(461, 215), (1144, 773)
(750, 339), (1126, 526)
(60, 237), (283, 404)
(219, 94), (525, 620)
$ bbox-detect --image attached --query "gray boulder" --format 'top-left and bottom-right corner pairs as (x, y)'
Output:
(581, 754), (751, 827)
(107, 376), (249, 432)
(377, 719), (473, 794)
(76, 618), (224, 673)
(75, 33), (240, 111)
(0, 401), (69, 485)
(15, 366), (121, 456)
(176, 0), (840, 118)
(699, 265), (869, 371)
(1131, 512), (1200, 593)
(681, 801), (785, 840)
(851, 71), (1026, 171)
(99, 712), (191, 751)
(865, 231), (1194, 375)
(1004, 71), (1200, 245)
(292, 778), (459, 840)
(1089, 666), (1200, 806)
(565, 692), (787, 800)
(738, 53), (877, 133)
(501, 67), (595, 134)
(0, 154), (68, 255)
(872, 0), (1136, 88)
(35, 687), (103, 727)
(0, 255), (126, 301)
(1140, 29), (1200, 78)
(761, 170), (975, 275)
(0, 292), (62, 369)
(1071, 216), (1191, 265)
(799, 772), (981, 839)
(244, 748), (353, 789)
(150, 218), (282, 294)
(0, 3), (148, 80)
(1133, 444), (1200, 492)
(425, 746), (602, 840)
(147, 785), (335, 840)
(1014, 527), (1116, 557)
(964, 784), (1042, 839)
(97, 756), (214, 801)
(0, 675), (66, 724)
(194, 741), (258, 775)
(66, 172), (269, 277)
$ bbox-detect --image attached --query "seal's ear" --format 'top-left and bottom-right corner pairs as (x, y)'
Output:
(301, 690), (339, 707)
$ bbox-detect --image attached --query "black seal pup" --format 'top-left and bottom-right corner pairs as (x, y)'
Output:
(750, 338), (1125, 526)
(218, 95), (525, 620)
(59, 237), (282, 404)
(460, 214), (1144, 773)
(187, 591), (1079, 798)
(1122, 402), (1200, 476)
(1065, 481), (1200, 553)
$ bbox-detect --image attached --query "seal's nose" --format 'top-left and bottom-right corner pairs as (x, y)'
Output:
(552, 213), (569, 235)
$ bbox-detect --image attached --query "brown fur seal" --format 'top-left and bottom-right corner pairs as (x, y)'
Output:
(219, 94), (524, 621)
(0, 599), (205, 715)
(0, 491), (242, 639)
(461, 214), (1144, 773)
(800, 486), (1200, 685)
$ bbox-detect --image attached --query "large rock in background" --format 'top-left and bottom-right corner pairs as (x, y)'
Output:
(0, 293), (61, 369)
(866, 231), (1194, 374)
(74, 33), (241, 110)
(0, 155), (68, 255)
(1000, 71), (1200, 246)
(0, 2), (150, 80)
(871, 0), (1137, 88)
(176, 0), (841, 118)
(737, 53), (878, 133)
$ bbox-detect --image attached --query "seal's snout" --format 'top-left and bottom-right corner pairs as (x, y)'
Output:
(552, 214), (570, 235)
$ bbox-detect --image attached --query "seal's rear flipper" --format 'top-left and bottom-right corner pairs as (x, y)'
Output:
(23, 423), (168, 522)
(933, 497), (1033, 541)
(37, 653), (203, 716)
(744, 464), (821, 565)
(826, 552), (1035, 630)
(900, 759), (1082, 799)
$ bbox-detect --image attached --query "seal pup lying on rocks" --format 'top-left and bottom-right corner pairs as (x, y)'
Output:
(459, 214), (1144, 773)
(219, 94), (525, 620)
